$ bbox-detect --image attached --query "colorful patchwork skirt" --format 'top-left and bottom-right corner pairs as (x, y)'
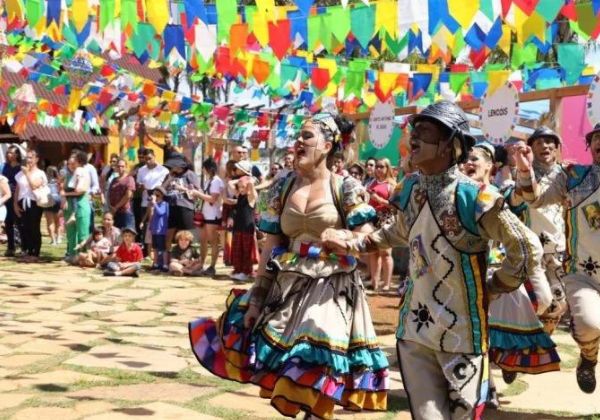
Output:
(488, 282), (560, 374)
(189, 269), (389, 419)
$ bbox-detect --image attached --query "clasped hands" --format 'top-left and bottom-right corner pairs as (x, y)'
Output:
(321, 228), (355, 254)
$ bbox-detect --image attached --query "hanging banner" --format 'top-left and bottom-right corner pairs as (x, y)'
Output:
(368, 100), (395, 149)
(586, 73), (600, 127)
(479, 81), (519, 144)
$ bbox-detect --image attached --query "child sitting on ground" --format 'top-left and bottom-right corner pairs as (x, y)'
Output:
(77, 227), (112, 268)
(169, 230), (200, 276)
(143, 187), (169, 272)
(103, 226), (143, 277)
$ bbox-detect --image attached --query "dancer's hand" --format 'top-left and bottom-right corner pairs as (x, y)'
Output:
(513, 145), (533, 173)
(321, 228), (349, 254)
(243, 303), (261, 329)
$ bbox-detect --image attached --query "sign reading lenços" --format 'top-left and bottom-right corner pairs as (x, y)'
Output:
(480, 82), (519, 145)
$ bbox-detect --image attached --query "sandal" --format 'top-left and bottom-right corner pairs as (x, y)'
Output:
(576, 357), (597, 394)
(502, 370), (517, 385)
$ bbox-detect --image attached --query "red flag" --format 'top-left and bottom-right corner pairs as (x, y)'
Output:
(469, 48), (489, 70)
(268, 20), (291, 60)
(512, 0), (538, 15)
(311, 67), (330, 91)
(560, 1), (577, 20)
(501, 0), (512, 17)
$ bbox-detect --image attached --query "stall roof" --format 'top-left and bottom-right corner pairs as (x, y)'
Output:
(21, 123), (108, 144)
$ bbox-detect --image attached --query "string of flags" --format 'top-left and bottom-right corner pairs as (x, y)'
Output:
(0, 0), (599, 147)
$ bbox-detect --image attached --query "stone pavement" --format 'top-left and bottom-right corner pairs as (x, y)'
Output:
(0, 258), (598, 419)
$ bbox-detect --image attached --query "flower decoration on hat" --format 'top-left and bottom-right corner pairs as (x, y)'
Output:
(311, 113), (342, 143)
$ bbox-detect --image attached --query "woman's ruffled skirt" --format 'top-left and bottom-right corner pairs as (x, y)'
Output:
(488, 282), (560, 374)
(189, 270), (389, 419)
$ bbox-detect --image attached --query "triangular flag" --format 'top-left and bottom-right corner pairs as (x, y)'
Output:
(269, 20), (291, 60)
(145, 0), (169, 33)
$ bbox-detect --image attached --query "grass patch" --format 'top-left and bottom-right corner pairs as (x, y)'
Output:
(500, 379), (528, 397)
(62, 364), (158, 385)
(183, 395), (256, 420)
(559, 343), (581, 370)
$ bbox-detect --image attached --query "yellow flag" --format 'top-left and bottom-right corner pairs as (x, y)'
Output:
(417, 64), (439, 83)
(146, 0), (169, 33)
(448, 0), (479, 28)
(487, 70), (510, 95)
(81, 96), (93, 107)
(158, 111), (171, 124)
(375, 0), (396, 38)
(147, 96), (160, 109)
(364, 92), (378, 108)
(252, 12), (269, 47)
(256, 0), (276, 22)
(522, 11), (545, 44)
(5, 0), (24, 22)
(317, 58), (337, 76)
(514, 6), (528, 44)
(498, 25), (512, 55)
(68, 88), (84, 113)
(324, 81), (337, 98)
(379, 72), (398, 96)
(72, 0), (90, 33)
(114, 0), (121, 18)
(296, 50), (314, 62)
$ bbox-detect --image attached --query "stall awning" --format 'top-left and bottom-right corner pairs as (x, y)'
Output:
(21, 123), (108, 144)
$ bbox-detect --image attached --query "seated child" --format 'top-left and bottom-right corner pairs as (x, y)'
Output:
(77, 227), (112, 268)
(169, 230), (200, 276)
(103, 226), (143, 277)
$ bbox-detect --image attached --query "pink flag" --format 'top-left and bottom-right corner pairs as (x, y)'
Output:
(559, 95), (593, 165)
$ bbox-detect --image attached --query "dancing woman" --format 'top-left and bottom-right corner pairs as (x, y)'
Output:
(189, 113), (389, 419)
(462, 142), (559, 406)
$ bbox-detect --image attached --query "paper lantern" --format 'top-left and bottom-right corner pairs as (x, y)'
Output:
(66, 52), (94, 90)
(66, 51), (94, 113)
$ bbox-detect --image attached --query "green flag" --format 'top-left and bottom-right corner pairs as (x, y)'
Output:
(25, 0), (44, 27)
(558, 43), (585, 85)
(449, 73), (469, 95)
(535, 0), (563, 22)
(99, 0), (115, 32)
(308, 16), (321, 51)
(281, 63), (298, 85)
(350, 5), (375, 49)
(328, 6), (351, 43)
(576, 1), (596, 36)
(511, 43), (537, 69)
(217, 0), (238, 43)
(121, 0), (138, 31)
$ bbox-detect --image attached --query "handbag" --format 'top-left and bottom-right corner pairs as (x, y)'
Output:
(33, 184), (55, 208)
(193, 178), (213, 228)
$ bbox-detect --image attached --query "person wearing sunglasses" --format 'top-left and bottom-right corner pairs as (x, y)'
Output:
(322, 101), (543, 420)
(363, 157), (376, 186)
(189, 112), (389, 419)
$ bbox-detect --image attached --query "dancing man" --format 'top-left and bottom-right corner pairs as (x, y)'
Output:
(323, 101), (543, 419)
(518, 127), (568, 335)
(515, 123), (600, 394)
